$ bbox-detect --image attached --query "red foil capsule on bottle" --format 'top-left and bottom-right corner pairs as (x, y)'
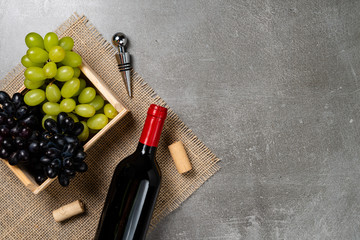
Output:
(139, 104), (167, 147)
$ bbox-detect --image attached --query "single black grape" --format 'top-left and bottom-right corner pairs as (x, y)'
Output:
(44, 119), (60, 134)
(64, 135), (78, 144)
(45, 141), (59, 149)
(72, 122), (84, 136)
(0, 125), (10, 137)
(35, 174), (47, 185)
(58, 172), (70, 187)
(57, 112), (68, 130)
(0, 113), (7, 125)
(62, 157), (73, 168)
(50, 158), (61, 169)
(29, 130), (40, 140)
(39, 140), (49, 151)
(20, 115), (38, 128)
(10, 124), (21, 137)
(64, 168), (76, 177)
(3, 102), (15, 116)
(62, 143), (76, 157)
(12, 93), (24, 109)
(74, 150), (87, 161)
(14, 137), (26, 149)
(45, 148), (61, 158)
(76, 162), (88, 172)
(19, 127), (32, 139)
(6, 117), (16, 128)
(15, 106), (28, 120)
(2, 138), (14, 149)
(53, 134), (65, 147)
(18, 149), (30, 162)
(40, 156), (52, 165)
(46, 166), (57, 178)
(0, 91), (11, 105)
(0, 147), (10, 159)
(41, 131), (52, 140)
(62, 117), (74, 134)
(28, 141), (40, 153)
(8, 152), (19, 165)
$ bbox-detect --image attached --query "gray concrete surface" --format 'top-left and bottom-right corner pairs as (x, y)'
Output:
(1, 0), (360, 239)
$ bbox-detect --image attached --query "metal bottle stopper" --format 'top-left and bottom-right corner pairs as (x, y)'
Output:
(112, 32), (132, 97)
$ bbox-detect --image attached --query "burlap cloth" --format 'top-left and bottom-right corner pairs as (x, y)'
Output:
(0, 14), (220, 239)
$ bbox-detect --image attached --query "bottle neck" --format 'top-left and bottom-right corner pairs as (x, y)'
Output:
(139, 112), (166, 148)
(136, 143), (157, 156)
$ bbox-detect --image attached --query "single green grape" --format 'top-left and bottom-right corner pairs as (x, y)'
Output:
(104, 103), (117, 119)
(49, 46), (66, 62)
(24, 79), (45, 89)
(89, 128), (99, 134)
(73, 78), (86, 96)
(45, 83), (61, 102)
(77, 121), (89, 142)
(44, 32), (59, 52)
(55, 66), (74, 82)
(67, 113), (79, 122)
(42, 115), (57, 129)
(60, 98), (76, 112)
(42, 102), (61, 115)
(78, 87), (96, 103)
(89, 95), (104, 111)
(25, 32), (44, 49)
(59, 36), (74, 51)
(61, 78), (80, 98)
(43, 62), (57, 78)
(21, 55), (43, 68)
(61, 51), (82, 67)
(75, 104), (96, 118)
(24, 67), (46, 82)
(27, 47), (49, 63)
(87, 114), (108, 130)
(24, 89), (45, 106)
(73, 67), (81, 78)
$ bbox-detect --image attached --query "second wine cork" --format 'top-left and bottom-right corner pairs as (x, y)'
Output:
(168, 141), (192, 174)
(52, 200), (85, 222)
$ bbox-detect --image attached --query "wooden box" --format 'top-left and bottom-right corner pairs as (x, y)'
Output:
(1, 60), (129, 194)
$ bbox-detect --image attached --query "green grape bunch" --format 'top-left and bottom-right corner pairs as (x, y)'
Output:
(21, 32), (118, 142)
(22, 32), (81, 85)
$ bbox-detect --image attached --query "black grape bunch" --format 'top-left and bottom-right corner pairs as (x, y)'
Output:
(41, 112), (88, 187)
(0, 91), (43, 167)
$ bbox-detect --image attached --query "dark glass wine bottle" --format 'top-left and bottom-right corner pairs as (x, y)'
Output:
(95, 104), (168, 240)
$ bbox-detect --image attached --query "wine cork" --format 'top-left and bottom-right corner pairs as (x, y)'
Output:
(52, 200), (85, 222)
(168, 141), (192, 174)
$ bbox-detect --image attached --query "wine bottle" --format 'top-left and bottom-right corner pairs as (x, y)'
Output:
(95, 104), (167, 240)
